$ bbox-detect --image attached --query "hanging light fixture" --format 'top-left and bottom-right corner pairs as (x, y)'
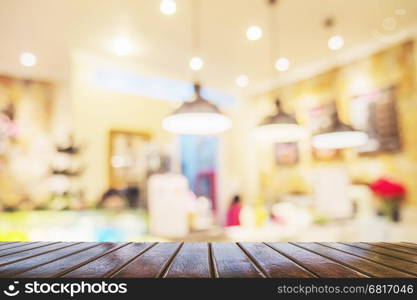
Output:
(162, 0), (232, 135)
(162, 83), (232, 135)
(254, 0), (304, 142)
(255, 99), (305, 142)
(312, 107), (368, 149)
(324, 17), (345, 51)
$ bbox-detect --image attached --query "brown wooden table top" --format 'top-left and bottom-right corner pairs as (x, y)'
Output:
(0, 241), (416, 278)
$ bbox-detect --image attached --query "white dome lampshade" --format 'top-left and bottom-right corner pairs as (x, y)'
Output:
(312, 112), (368, 149)
(254, 99), (305, 143)
(162, 83), (232, 135)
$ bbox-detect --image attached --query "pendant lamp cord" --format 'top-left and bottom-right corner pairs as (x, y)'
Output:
(268, 0), (278, 76)
(191, 0), (200, 55)
(191, 0), (201, 84)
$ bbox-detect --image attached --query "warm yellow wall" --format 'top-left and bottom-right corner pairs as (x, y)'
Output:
(69, 51), (238, 218)
(69, 39), (417, 210)
(71, 52), (175, 204)
(234, 40), (417, 206)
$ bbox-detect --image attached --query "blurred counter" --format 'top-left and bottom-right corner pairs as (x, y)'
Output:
(0, 210), (148, 242)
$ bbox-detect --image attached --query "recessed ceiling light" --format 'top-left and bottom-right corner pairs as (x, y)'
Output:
(189, 56), (203, 71)
(328, 35), (344, 50)
(246, 26), (262, 41)
(275, 57), (290, 71)
(236, 75), (249, 87)
(160, 0), (176, 15)
(20, 52), (37, 67)
(111, 37), (133, 56)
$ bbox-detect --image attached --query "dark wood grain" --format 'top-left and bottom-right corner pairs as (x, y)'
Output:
(342, 242), (417, 264)
(320, 242), (417, 276)
(0, 242), (76, 267)
(15, 242), (127, 278)
(61, 243), (154, 278)
(239, 242), (315, 278)
(371, 242), (417, 255)
(1, 242), (415, 278)
(396, 242), (417, 250)
(0, 242), (98, 277)
(0, 242), (25, 251)
(164, 242), (211, 278)
(266, 242), (367, 278)
(0, 242), (56, 257)
(112, 242), (181, 278)
(294, 243), (413, 278)
(211, 242), (264, 278)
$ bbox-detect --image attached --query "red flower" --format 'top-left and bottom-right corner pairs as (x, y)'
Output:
(370, 178), (406, 199)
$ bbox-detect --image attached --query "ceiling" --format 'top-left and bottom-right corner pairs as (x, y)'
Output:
(1, 0), (417, 95)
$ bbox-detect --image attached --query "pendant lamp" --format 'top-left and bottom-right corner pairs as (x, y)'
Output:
(162, 83), (232, 135)
(255, 99), (305, 142)
(312, 109), (368, 149)
(162, 0), (232, 135)
(254, 1), (304, 143)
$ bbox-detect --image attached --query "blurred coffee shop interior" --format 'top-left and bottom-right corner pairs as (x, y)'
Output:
(1, 0), (417, 242)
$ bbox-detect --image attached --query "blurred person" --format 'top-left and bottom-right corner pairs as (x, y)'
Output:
(99, 188), (128, 210)
(226, 195), (242, 226)
(123, 185), (140, 208)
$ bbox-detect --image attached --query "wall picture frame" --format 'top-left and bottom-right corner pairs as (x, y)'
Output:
(350, 86), (401, 154)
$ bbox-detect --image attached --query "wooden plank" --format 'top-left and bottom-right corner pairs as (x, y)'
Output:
(0, 242), (23, 251)
(0, 242), (76, 267)
(266, 243), (367, 278)
(343, 242), (417, 264)
(397, 242), (417, 250)
(239, 242), (315, 278)
(0, 243), (99, 277)
(371, 242), (417, 255)
(320, 242), (417, 276)
(164, 242), (211, 278)
(211, 243), (264, 278)
(293, 243), (413, 278)
(1, 242), (415, 278)
(0, 242), (52, 256)
(112, 243), (181, 278)
(61, 243), (154, 278)
(16, 242), (127, 278)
